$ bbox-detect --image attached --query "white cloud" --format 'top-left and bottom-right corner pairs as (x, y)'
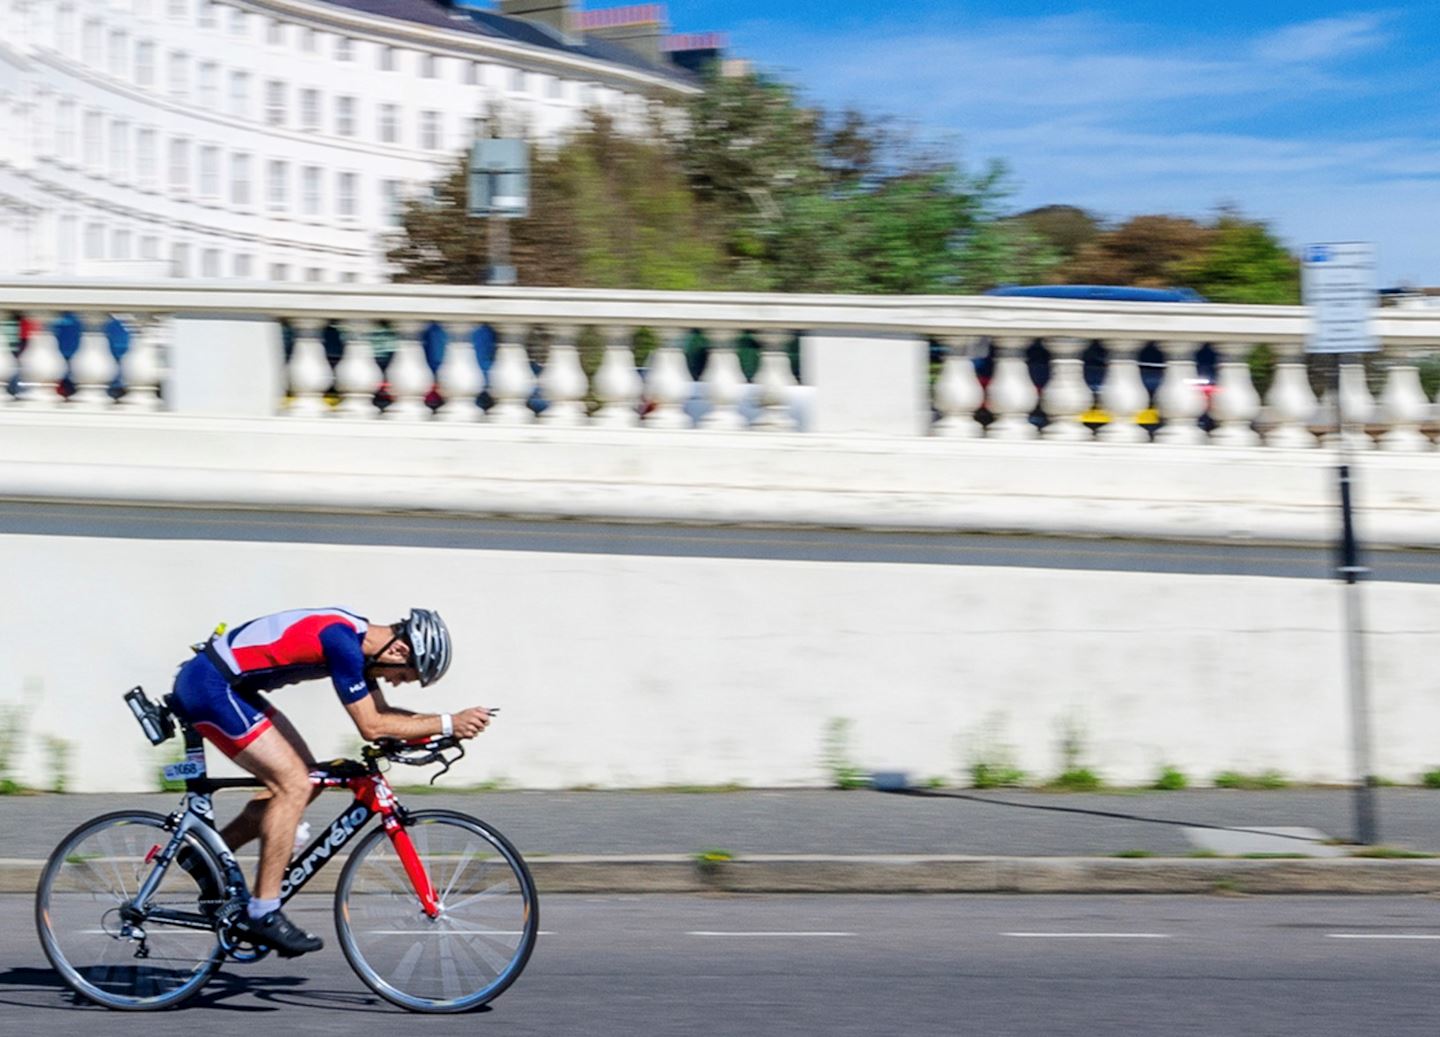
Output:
(1250, 14), (1390, 64)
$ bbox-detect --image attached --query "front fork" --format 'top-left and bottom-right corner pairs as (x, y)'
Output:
(383, 813), (441, 919)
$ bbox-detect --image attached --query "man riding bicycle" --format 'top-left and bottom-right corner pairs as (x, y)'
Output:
(170, 606), (492, 958)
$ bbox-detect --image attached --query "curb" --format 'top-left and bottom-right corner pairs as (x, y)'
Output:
(7, 855), (1440, 896)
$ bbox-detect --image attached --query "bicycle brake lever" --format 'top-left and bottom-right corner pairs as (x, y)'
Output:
(428, 742), (465, 785)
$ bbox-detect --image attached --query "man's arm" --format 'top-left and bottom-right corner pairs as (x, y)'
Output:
(367, 685), (418, 717)
(345, 694), (492, 742)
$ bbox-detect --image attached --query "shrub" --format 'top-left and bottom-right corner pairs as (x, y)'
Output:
(1049, 767), (1102, 792)
(970, 761), (1027, 789)
(822, 718), (868, 790)
(1153, 765), (1188, 791)
(1421, 769), (1440, 789)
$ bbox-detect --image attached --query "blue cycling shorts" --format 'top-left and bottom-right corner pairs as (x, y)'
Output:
(171, 654), (275, 757)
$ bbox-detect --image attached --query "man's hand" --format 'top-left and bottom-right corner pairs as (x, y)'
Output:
(452, 707), (493, 739)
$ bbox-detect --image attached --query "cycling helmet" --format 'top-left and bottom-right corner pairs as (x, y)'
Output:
(403, 608), (452, 687)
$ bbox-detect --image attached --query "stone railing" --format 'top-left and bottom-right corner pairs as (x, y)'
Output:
(4, 280), (1440, 448)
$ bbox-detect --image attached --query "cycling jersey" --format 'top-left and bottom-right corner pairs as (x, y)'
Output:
(202, 607), (372, 704)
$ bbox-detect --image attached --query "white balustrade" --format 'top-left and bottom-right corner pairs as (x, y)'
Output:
(118, 315), (165, 412)
(435, 323), (485, 423)
(1040, 337), (1093, 441)
(1209, 343), (1262, 447)
(68, 318), (117, 406)
(1153, 341), (1207, 445)
(986, 336), (1039, 440)
(698, 332), (748, 431)
(1325, 362), (1377, 452)
(286, 320), (331, 418)
(538, 327), (590, 426)
(1262, 342), (1318, 448)
(16, 311), (65, 407)
(487, 324), (538, 425)
(752, 331), (798, 431)
(643, 329), (695, 429)
(335, 321), (385, 419)
(384, 323), (435, 421)
(1378, 361), (1432, 452)
(932, 337), (984, 438)
(1097, 339), (1149, 444)
(593, 326), (642, 428)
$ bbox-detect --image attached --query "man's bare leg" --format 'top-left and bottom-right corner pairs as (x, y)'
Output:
(221, 713), (320, 854)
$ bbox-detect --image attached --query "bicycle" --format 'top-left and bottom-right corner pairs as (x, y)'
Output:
(35, 686), (538, 1012)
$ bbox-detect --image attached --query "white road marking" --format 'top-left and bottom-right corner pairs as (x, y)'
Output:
(687, 931), (855, 937)
(1002, 932), (1171, 939)
(1327, 933), (1440, 940)
(361, 929), (551, 936)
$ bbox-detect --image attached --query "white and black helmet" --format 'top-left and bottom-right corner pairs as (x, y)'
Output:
(403, 608), (452, 687)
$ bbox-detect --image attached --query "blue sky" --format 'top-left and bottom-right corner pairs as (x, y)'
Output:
(665, 1), (1440, 284)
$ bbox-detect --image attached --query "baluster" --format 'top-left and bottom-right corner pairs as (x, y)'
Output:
(1040, 336), (1093, 441)
(1208, 343), (1262, 446)
(435, 321), (484, 423)
(538, 326), (590, 426)
(752, 330), (798, 431)
(1262, 341), (1318, 448)
(68, 314), (118, 407)
(1378, 358), (1432, 451)
(285, 319), (330, 417)
(931, 336), (983, 438)
(699, 330), (748, 430)
(1153, 340), (1207, 445)
(384, 322), (434, 420)
(487, 323), (537, 425)
(335, 321), (384, 418)
(987, 336), (1039, 440)
(644, 328), (695, 429)
(16, 310), (66, 408)
(1096, 338), (1148, 443)
(0, 319), (14, 400)
(117, 314), (165, 411)
(1322, 362), (1376, 451)
(593, 325), (642, 428)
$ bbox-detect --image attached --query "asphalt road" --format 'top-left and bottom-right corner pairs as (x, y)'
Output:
(7, 894), (1440, 1036)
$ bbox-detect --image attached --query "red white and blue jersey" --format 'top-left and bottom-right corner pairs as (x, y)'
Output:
(203, 607), (372, 704)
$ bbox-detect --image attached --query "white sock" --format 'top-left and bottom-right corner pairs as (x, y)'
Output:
(247, 896), (281, 921)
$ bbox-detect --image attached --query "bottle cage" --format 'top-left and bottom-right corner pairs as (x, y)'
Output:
(124, 686), (176, 745)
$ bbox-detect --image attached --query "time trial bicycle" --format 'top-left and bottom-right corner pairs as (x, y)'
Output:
(35, 686), (538, 1012)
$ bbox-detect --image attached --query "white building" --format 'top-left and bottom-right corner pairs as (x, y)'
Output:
(0, 0), (701, 282)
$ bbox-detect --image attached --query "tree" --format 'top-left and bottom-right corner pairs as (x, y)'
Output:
(1058, 215), (1214, 287)
(1009, 205), (1102, 260)
(1170, 216), (1300, 304)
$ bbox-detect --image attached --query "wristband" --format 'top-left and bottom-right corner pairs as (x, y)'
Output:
(441, 713), (454, 738)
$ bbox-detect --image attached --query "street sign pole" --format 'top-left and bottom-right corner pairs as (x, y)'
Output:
(466, 139), (529, 286)
(1303, 243), (1379, 845)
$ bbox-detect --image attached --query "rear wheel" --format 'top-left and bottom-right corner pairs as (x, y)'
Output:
(36, 811), (225, 1010)
(335, 810), (538, 1012)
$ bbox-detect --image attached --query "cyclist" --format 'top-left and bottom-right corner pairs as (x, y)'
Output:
(170, 607), (492, 958)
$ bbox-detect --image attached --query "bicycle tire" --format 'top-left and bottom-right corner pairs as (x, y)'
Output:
(36, 810), (226, 1011)
(334, 809), (538, 1013)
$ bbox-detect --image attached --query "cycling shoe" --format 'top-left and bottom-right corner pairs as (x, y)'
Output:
(240, 909), (324, 958)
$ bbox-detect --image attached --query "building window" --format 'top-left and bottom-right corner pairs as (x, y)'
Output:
(336, 37), (353, 61)
(108, 30), (128, 76)
(305, 267), (323, 283)
(378, 104), (399, 144)
(56, 100), (76, 161)
(199, 145), (219, 197)
(301, 165), (321, 215)
(301, 28), (317, 53)
(267, 160), (288, 211)
(265, 80), (286, 127)
(511, 68), (526, 93)
(267, 19), (284, 45)
(228, 70), (249, 118)
(109, 119), (129, 177)
(140, 235), (160, 260)
(228, 7), (246, 35)
(230, 152), (251, 205)
(378, 45), (396, 71)
(198, 62), (218, 109)
(381, 180), (403, 226)
(112, 229), (132, 260)
(420, 110), (440, 151)
(336, 95), (355, 137)
(197, 0), (215, 29)
(83, 18), (102, 66)
(168, 137), (190, 192)
(300, 89), (320, 131)
(464, 61), (480, 86)
(201, 248), (221, 277)
(269, 262), (289, 281)
(56, 4), (75, 54)
(548, 76), (563, 100)
(233, 253), (252, 277)
(337, 172), (357, 218)
(83, 110), (103, 167)
(136, 128), (156, 185)
(84, 222), (105, 260)
(172, 243), (191, 278)
(134, 40), (155, 87)
(168, 51), (189, 100)
(420, 54), (437, 78)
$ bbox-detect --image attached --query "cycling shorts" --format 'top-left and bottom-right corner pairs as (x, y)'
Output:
(171, 654), (275, 758)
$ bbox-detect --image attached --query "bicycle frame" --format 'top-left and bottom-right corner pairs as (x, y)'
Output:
(135, 723), (440, 932)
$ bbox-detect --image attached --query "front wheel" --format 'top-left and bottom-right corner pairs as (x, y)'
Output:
(335, 809), (538, 1013)
(36, 811), (225, 1010)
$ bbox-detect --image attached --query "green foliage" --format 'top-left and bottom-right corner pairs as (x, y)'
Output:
(1349, 847), (1436, 859)
(1048, 767), (1103, 792)
(44, 735), (73, 794)
(1113, 849), (1154, 858)
(969, 761), (1027, 789)
(0, 701), (29, 794)
(822, 717), (868, 790)
(1010, 205), (1103, 259)
(1153, 765), (1189, 791)
(1170, 216), (1301, 304)
(1421, 768), (1440, 789)
(1213, 769), (1290, 790)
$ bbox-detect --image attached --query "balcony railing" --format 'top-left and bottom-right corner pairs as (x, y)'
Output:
(4, 280), (1440, 449)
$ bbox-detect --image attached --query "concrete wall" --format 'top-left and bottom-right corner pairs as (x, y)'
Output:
(4, 512), (1439, 793)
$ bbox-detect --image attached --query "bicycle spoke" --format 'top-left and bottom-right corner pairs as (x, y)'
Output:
(440, 877), (513, 915)
(439, 846), (477, 905)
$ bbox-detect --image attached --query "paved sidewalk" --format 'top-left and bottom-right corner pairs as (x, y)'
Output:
(7, 786), (1440, 856)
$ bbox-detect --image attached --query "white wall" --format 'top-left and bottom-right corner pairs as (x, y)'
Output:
(4, 522), (1438, 792)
